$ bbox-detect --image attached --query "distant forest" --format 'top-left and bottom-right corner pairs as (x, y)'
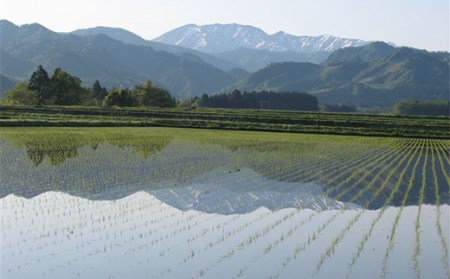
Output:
(3, 66), (448, 117)
(394, 100), (449, 117)
(1, 66), (319, 112)
(197, 89), (319, 111)
(1, 65), (177, 108)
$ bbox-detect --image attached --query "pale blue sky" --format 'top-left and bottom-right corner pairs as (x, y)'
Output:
(1, 0), (448, 51)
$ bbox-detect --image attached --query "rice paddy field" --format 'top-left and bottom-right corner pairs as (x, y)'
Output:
(1, 127), (449, 279)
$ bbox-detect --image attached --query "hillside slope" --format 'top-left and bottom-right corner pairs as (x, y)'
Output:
(0, 20), (236, 99)
(232, 43), (449, 106)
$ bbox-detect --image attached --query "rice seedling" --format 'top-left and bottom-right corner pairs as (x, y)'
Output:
(1, 128), (448, 278)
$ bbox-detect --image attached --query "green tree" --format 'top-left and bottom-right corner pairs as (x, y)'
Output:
(132, 80), (176, 107)
(1, 82), (39, 105)
(103, 88), (135, 107)
(394, 100), (449, 116)
(92, 80), (108, 101)
(49, 68), (84, 105)
(28, 65), (50, 104)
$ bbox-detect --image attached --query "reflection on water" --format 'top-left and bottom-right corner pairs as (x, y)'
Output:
(1, 128), (449, 211)
(2, 192), (449, 279)
(1, 128), (449, 278)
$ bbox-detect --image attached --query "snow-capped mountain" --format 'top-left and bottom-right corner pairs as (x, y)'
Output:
(153, 23), (368, 53)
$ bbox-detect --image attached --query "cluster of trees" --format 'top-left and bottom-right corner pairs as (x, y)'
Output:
(1, 65), (176, 108)
(321, 104), (356, 113)
(196, 89), (319, 111)
(394, 100), (449, 116)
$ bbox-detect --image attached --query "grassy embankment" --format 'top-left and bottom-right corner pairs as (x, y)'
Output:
(0, 105), (448, 138)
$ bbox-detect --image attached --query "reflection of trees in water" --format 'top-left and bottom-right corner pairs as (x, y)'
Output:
(4, 131), (173, 165)
(26, 144), (78, 166)
(1, 129), (449, 211)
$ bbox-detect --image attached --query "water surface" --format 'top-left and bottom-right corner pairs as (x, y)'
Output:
(1, 128), (449, 278)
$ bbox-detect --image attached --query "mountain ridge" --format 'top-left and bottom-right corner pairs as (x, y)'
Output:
(231, 43), (449, 107)
(70, 25), (240, 71)
(69, 24), (335, 71)
(0, 20), (236, 99)
(1, 20), (448, 107)
(153, 23), (368, 53)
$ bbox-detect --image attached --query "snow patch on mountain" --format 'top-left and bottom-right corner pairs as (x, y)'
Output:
(154, 23), (367, 53)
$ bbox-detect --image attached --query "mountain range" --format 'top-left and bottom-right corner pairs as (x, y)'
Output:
(1, 20), (448, 107)
(233, 43), (450, 106)
(71, 24), (335, 71)
(71, 26), (240, 71)
(153, 23), (367, 53)
(0, 20), (236, 99)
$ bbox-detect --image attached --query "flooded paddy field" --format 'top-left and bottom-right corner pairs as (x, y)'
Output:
(1, 127), (449, 279)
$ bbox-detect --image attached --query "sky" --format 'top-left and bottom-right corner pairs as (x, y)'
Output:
(1, 0), (449, 51)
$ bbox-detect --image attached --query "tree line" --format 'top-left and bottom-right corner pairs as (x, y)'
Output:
(1, 65), (176, 108)
(192, 89), (319, 111)
(393, 100), (449, 117)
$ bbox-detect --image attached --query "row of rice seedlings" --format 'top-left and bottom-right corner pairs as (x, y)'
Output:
(232, 211), (319, 277)
(312, 139), (423, 277)
(218, 141), (405, 277)
(433, 140), (450, 187)
(163, 211), (291, 278)
(0, 132), (436, 278)
(234, 139), (405, 278)
(269, 211), (348, 278)
(39, 196), (178, 258)
(150, 212), (273, 278)
(379, 139), (427, 279)
(300, 138), (404, 189)
(135, 141), (378, 276)
(165, 144), (389, 277)
(189, 209), (305, 278)
(2, 192), (222, 277)
(270, 138), (419, 278)
(323, 138), (411, 199)
(1, 137), (225, 199)
(285, 138), (405, 199)
(1, 129), (396, 203)
(193, 138), (382, 211)
(430, 140), (450, 279)
(142, 149), (327, 277)
(411, 140), (429, 279)
(145, 168), (299, 267)
(247, 139), (369, 186)
(322, 138), (415, 208)
(286, 140), (384, 180)
(435, 139), (450, 166)
(348, 138), (420, 208)
(344, 139), (425, 278)
(312, 138), (404, 185)
(263, 143), (385, 206)
(114, 162), (296, 262)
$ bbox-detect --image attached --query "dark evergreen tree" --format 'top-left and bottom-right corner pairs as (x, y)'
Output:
(394, 100), (449, 116)
(92, 80), (108, 101)
(28, 65), (50, 104)
(200, 94), (210, 106)
(229, 89), (242, 108)
(199, 89), (319, 111)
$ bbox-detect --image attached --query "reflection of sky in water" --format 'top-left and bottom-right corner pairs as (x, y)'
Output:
(1, 138), (449, 211)
(1, 129), (449, 278)
(2, 192), (449, 279)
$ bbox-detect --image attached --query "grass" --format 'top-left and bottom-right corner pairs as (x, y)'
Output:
(1, 105), (449, 138)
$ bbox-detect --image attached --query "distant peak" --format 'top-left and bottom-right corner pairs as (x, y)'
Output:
(154, 23), (368, 53)
(0, 19), (17, 26)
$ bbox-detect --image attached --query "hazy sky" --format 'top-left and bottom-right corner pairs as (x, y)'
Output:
(1, 0), (448, 51)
